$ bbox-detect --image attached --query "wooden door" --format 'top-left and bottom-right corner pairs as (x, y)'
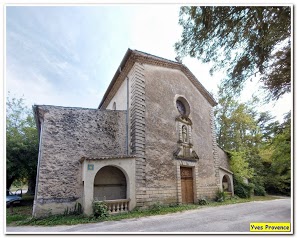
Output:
(180, 167), (194, 204)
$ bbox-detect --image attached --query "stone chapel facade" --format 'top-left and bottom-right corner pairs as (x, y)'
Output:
(32, 49), (234, 217)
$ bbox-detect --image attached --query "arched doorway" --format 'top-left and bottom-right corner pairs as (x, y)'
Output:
(94, 166), (127, 200)
(222, 175), (232, 192)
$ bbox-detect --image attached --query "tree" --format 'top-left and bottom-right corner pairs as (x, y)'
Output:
(260, 112), (291, 195)
(6, 95), (39, 193)
(175, 6), (291, 101)
(215, 87), (262, 152)
(215, 85), (291, 196)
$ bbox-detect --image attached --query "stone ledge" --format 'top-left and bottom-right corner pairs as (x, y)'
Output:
(79, 155), (142, 163)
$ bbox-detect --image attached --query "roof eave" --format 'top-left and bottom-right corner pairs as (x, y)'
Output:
(98, 48), (133, 109)
(98, 49), (218, 109)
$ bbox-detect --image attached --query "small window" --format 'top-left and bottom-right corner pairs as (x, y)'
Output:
(177, 100), (186, 115)
(112, 102), (116, 110)
(176, 97), (190, 117)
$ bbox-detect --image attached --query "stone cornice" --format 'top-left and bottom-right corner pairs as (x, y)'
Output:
(175, 116), (193, 125)
(98, 49), (217, 109)
(219, 166), (233, 175)
(79, 155), (141, 163)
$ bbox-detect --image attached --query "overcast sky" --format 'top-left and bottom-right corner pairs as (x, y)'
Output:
(5, 5), (292, 122)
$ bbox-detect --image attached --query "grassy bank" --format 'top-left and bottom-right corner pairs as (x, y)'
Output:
(7, 195), (283, 226)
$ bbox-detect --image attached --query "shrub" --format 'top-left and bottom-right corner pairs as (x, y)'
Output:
(92, 201), (109, 219)
(234, 176), (254, 198)
(216, 189), (226, 202)
(254, 184), (266, 196)
(250, 176), (266, 196)
(197, 198), (209, 205)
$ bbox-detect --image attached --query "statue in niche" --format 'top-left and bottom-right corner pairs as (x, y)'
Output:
(174, 97), (199, 161)
(182, 125), (187, 143)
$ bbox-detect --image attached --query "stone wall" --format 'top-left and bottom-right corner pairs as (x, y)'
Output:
(142, 64), (219, 206)
(217, 146), (231, 170)
(33, 106), (127, 217)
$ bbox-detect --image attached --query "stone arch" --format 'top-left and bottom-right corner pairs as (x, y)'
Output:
(222, 174), (232, 192)
(93, 165), (127, 200)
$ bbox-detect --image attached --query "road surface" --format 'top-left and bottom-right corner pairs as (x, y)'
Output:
(6, 197), (291, 234)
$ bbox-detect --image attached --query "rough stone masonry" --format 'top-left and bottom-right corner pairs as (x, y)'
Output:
(33, 49), (234, 217)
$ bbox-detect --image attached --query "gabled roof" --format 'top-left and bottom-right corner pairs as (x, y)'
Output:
(98, 48), (217, 109)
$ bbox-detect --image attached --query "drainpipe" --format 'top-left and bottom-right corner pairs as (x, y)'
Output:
(126, 77), (129, 155)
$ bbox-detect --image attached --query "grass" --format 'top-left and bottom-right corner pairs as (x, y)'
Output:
(6, 194), (34, 226)
(7, 195), (283, 226)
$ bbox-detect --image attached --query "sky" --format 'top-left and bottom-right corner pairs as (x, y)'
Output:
(5, 5), (292, 122)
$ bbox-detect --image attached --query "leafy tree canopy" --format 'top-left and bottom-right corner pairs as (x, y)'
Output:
(6, 95), (39, 192)
(175, 6), (291, 101)
(260, 112), (291, 195)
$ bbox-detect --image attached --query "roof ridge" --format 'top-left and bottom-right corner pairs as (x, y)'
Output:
(99, 48), (217, 109)
(133, 49), (181, 65)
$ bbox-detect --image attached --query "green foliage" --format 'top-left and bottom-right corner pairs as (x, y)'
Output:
(250, 176), (266, 196)
(215, 190), (226, 202)
(215, 86), (291, 197)
(92, 201), (109, 219)
(254, 184), (266, 196)
(197, 198), (209, 205)
(6, 94), (39, 190)
(215, 89), (262, 152)
(175, 6), (291, 101)
(261, 112), (291, 195)
(150, 202), (163, 211)
(233, 175), (254, 198)
(229, 151), (254, 180)
(7, 214), (29, 225)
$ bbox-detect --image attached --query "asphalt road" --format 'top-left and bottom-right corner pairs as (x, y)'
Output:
(6, 197), (291, 234)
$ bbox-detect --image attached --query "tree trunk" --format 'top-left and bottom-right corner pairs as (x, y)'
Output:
(27, 175), (36, 195)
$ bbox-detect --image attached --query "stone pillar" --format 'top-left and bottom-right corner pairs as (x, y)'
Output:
(83, 178), (94, 216)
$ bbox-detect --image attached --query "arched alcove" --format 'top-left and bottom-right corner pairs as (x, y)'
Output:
(94, 166), (127, 200)
(222, 174), (232, 192)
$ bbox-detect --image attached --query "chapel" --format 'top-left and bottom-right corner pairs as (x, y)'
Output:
(32, 49), (234, 217)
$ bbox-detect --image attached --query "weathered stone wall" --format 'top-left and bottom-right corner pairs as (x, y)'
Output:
(217, 146), (231, 170)
(142, 64), (219, 206)
(33, 106), (127, 217)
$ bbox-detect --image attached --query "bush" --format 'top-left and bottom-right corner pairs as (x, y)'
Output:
(254, 184), (266, 196)
(234, 176), (254, 198)
(250, 176), (266, 196)
(197, 198), (209, 205)
(92, 201), (109, 219)
(216, 190), (226, 202)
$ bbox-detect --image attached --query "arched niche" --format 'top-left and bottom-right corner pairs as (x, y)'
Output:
(94, 166), (127, 200)
(222, 174), (232, 192)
